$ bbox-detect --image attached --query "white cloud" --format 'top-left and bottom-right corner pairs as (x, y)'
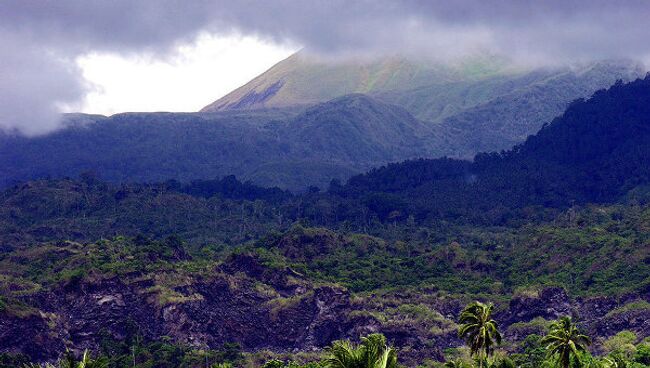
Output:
(73, 34), (297, 115)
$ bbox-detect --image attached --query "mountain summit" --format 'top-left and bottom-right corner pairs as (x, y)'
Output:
(201, 51), (644, 125)
(200, 51), (507, 114)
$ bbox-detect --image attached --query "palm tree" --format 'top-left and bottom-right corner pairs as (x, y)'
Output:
(325, 339), (363, 368)
(541, 316), (591, 368)
(324, 333), (397, 368)
(458, 301), (502, 368)
(76, 350), (108, 368)
(25, 350), (107, 368)
(444, 359), (472, 368)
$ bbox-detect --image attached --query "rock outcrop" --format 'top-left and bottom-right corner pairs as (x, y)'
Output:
(1, 255), (648, 364)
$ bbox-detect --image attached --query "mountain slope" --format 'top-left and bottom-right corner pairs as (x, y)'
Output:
(201, 51), (508, 113)
(0, 96), (436, 191)
(202, 52), (643, 127)
(432, 61), (646, 157)
(1, 55), (644, 191)
(334, 76), (650, 222)
(281, 94), (434, 163)
(202, 52), (644, 161)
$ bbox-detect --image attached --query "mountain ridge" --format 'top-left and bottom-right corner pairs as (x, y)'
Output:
(0, 56), (645, 191)
(0, 95), (434, 191)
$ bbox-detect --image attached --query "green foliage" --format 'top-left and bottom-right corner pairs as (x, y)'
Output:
(0, 179), (286, 248)
(510, 334), (547, 368)
(633, 342), (650, 365)
(262, 358), (323, 368)
(324, 334), (397, 368)
(0, 296), (39, 318)
(507, 318), (552, 337)
(541, 316), (591, 368)
(606, 301), (650, 318)
(457, 302), (502, 366)
(95, 331), (243, 368)
(20, 330), (650, 368)
(24, 350), (108, 368)
(443, 359), (472, 368)
(603, 331), (638, 359)
(266, 291), (314, 320)
(486, 356), (515, 368)
(0, 352), (31, 368)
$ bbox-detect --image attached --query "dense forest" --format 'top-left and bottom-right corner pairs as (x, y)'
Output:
(1, 77), (650, 366)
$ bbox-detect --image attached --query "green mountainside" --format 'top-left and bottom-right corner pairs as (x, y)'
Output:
(0, 96), (437, 191)
(1, 61), (645, 192)
(203, 52), (644, 159)
(2, 78), (650, 366)
(201, 52), (508, 113)
(202, 51), (642, 126)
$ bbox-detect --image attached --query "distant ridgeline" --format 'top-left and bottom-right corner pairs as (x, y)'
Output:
(0, 56), (644, 191)
(328, 77), (650, 222)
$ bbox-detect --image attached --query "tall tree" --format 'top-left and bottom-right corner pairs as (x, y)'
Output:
(324, 333), (397, 368)
(541, 316), (591, 368)
(444, 359), (472, 368)
(25, 349), (107, 368)
(458, 301), (502, 368)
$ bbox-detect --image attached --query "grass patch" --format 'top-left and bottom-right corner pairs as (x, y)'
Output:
(606, 300), (650, 318)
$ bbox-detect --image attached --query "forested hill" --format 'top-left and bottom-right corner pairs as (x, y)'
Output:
(331, 76), (650, 223)
(0, 60), (644, 192)
(3, 77), (650, 238)
(3, 77), (650, 245)
(0, 98), (431, 191)
(2, 78), (650, 366)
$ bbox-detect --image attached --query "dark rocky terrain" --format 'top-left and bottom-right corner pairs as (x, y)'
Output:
(2, 253), (648, 365)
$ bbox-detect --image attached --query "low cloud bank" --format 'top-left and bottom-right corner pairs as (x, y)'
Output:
(1, 1), (649, 135)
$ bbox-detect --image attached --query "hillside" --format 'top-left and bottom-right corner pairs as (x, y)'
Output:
(200, 51), (508, 113)
(202, 52), (644, 160)
(1, 53), (643, 191)
(1, 97), (435, 191)
(3, 79), (650, 364)
(430, 61), (648, 157)
(329, 76), (650, 223)
(280, 94), (434, 163)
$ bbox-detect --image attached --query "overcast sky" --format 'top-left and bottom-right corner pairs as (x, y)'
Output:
(1, 1), (650, 135)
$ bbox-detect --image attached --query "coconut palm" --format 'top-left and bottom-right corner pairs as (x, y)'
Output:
(458, 301), (502, 368)
(541, 316), (591, 368)
(325, 340), (363, 368)
(324, 333), (397, 368)
(24, 350), (107, 368)
(601, 355), (626, 368)
(444, 359), (472, 368)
